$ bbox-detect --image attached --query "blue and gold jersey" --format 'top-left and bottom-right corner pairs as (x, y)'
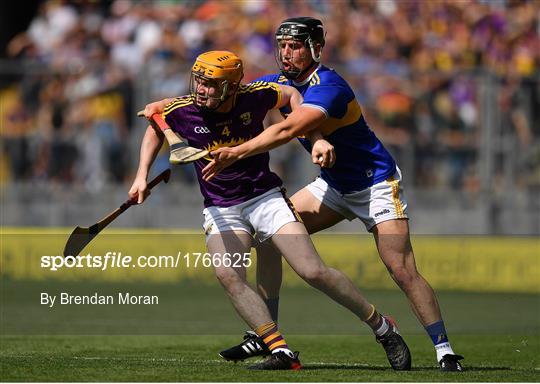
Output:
(257, 65), (396, 193)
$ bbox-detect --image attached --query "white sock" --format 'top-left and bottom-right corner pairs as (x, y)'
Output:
(272, 348), (294, 358)
(374, 316), (390, 337)
(435, 342), (455, 362)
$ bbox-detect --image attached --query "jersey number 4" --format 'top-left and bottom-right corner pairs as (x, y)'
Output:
(222, 126), (230, 136)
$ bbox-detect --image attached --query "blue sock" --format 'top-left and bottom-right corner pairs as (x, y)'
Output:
(425, 320), (449, 346)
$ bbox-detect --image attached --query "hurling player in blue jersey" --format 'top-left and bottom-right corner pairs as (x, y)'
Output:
(203, 17), (463, 372)
(134, 50), (411, 370)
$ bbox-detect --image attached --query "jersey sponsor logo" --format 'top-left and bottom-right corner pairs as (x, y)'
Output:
(240, 112), (252, 125)
(194, 126), (210, 134)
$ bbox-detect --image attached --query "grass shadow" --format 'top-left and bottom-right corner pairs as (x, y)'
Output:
(302, 364), (512, 372)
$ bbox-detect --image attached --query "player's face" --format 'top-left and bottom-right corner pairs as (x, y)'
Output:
(278, 38), (312, 73)
(193, 75), (222, 109)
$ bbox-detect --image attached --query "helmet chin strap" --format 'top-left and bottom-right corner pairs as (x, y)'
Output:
(308, 38), (323, 63)
(297, 58), (318, 80)
(196, 95), (228, 111)
(282, 57), (317, 81)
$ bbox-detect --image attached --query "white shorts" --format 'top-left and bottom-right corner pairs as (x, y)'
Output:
(202, 187), (300, 242)
(306, 167), (408, 231)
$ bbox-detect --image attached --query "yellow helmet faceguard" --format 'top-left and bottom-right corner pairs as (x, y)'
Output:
(190, 51), (244, 109)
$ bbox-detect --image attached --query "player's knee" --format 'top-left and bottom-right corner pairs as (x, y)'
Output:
(215, 267), (242, 289)
(387, 263), (416, 288)
(298, 265), (328, 287)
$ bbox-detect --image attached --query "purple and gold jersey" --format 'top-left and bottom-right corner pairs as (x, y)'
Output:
(258, 65), (396, 193)
(163, 82), (283, 208)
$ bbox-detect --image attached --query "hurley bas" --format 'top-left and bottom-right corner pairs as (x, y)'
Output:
(40, 292), (159, 307)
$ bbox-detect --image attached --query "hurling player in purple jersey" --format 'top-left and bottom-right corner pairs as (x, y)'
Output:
(204, 18), (463, 372)
(131, 51), (411, 370)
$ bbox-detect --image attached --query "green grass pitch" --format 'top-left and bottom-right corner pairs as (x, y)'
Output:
(1, 280), (539, 381)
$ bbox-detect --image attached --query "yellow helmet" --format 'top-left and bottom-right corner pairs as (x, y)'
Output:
(190, 51), (244, 107)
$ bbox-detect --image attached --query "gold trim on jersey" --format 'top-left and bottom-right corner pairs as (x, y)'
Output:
(387, 176), (405, 219)
(309, 72), (321, 86)
(238, 82), (281, 109)
(277, 75), (288, 83)
(272, 83), (282, 109)
(238, 82), (278, 94)
(163, 96), (193, 116)
(238, 81), (263, 93)
(316, 99), (363, 136)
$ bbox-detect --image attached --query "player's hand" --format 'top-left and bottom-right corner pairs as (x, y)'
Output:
(202, 147), (240, 181)
(128, 176), (150, 204)
(311, 139), (335, 168)
(143, 101), (165, 119)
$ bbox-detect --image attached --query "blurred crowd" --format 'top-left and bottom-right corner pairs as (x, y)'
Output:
(1, 0), (539, 193)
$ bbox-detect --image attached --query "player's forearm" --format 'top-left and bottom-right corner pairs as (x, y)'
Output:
(234, 106), (324, 160)
(237, 107), (321, 159)
(236, 119), (301, 159)
(136, 126), (165, 179)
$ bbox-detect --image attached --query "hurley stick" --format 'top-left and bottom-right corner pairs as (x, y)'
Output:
(63, 168), (171, 258)
(138, 111), (209, 164)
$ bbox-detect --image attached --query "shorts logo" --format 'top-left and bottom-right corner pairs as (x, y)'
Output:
(240, 112), (252, 125)
(194, 126), (210, 134)
(366, 169), (373, 178)
(374, 208), (390, 218)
